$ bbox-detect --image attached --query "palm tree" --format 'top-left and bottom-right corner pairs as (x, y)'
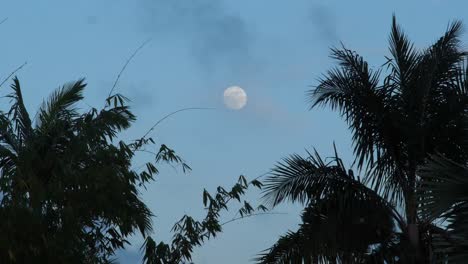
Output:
(0, 77), (181, 263)
(258, 16), (468, 263)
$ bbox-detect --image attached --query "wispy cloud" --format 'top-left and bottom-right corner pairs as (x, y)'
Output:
(137, 0), (254, 73)
(309, 3), (338, 43)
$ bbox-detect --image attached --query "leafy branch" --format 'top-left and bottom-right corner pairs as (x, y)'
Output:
(142, 175), (269, 264)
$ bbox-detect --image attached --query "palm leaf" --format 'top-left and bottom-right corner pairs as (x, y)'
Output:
(256, 230), (310, 264)
(419, 154), (468, 219)
(6, 77), (32, 144)
(0, 114), (19, 154)
(260, 148), (407, 263)
(419, 154), (468, 261)
(385, 15), (420, 93)
(262, 150), (399, 218)
(257, 195), (396, 263)
(309, 45), (407, 204)
(37, 79), (85, 131)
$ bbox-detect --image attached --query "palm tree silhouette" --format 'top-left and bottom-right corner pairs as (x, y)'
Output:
(259, 16), (468, 263)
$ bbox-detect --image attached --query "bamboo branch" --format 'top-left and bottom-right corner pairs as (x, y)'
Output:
(107, 38), (152, 99)
(0, 62), (27, 88)
(141, 107), (214, 139)
(0, 18), (8, 26)
(221, 212), (288, 226)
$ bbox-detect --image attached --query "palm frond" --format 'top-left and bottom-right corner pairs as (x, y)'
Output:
(0, 114), (19, 154)
(84, 106), (136, 141)
(308, 45), (408, 203)
(262, 150), (397, 215)
(386, 15), (420, 92)
(419, 155), (468, 261)
(6, 77), (32, 143)
(403, 20), (465, 126)
(37, 79), (85, 130)
(432, 20), (463, 53)
(419, 19), (464, 88)
(262, 150), (331, 206)
(455, 58), (468, 96)
(427, 223), (468, 263)
(256, 230), (309, 264)
(257, 196), (396, 264)
(419, 154), (468, 220)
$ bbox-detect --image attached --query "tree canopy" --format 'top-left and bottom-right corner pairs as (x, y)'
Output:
(0, 78), (189, 263)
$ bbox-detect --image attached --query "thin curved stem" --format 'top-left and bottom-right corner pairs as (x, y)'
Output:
(0, 18), (8, 26)
(107, 38), (152, 99)
(221, 212), (288, 226)
(0, 62), (27, 88)
(141, 107), (215, 139)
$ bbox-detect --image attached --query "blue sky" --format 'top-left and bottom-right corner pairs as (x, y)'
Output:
(1, 0), (467, 263)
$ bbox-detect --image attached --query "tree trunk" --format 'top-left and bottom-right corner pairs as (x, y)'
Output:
(406, 163), (423, 263)
(407, 195), (419, 246)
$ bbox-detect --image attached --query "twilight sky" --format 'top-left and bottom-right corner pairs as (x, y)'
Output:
(1, 1), (466, 263)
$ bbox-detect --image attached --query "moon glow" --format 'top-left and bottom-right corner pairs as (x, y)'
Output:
(223, 86), (247, 110)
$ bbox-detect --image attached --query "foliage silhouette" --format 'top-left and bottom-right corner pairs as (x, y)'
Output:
(418, 117), (468, 262)
(142, 174), (267, 264)
(0, 77), (189, 263)
(259, 16), (468, 263)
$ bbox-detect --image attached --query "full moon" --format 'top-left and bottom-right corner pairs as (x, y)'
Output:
(223, 86), (247, 110)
